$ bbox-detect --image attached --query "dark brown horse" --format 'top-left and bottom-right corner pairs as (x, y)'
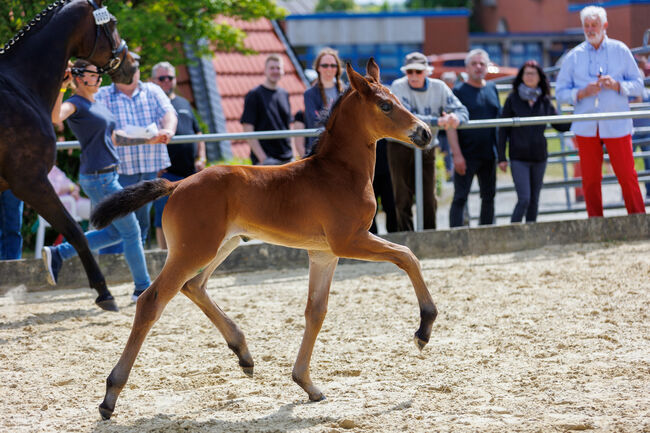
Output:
(0, 0), (137, 311)
(92, 59), (437, 419)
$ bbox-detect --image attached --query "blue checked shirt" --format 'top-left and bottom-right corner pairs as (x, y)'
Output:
(95, 82), (175, 175)
(556, 36), (644, 138)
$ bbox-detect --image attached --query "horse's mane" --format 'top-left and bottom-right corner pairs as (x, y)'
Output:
(0, 0), (72, 55)
(309, 86), (354, 156)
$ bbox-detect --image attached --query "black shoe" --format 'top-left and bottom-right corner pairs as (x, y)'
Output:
(42, 246), (62, 285)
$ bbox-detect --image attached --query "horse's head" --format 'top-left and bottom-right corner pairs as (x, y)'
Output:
(346, 59), (431, 149)
(79, 0), (136, 84)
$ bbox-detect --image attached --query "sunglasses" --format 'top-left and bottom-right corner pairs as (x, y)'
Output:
(319, 63), (338, 69)
(406, 70), (424, 75)
(155, 75), (175, 82)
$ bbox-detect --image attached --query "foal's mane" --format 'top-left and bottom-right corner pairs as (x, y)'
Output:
(310, 74), (384, 156)
(0, 0), (72, 55)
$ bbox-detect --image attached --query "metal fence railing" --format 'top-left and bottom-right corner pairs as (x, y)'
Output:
(55, 109), (650, 231)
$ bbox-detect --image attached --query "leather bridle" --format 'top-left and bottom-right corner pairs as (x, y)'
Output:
(81, 0), (129, 75)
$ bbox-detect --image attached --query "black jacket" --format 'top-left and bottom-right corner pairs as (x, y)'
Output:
(497, 93), (570, 163)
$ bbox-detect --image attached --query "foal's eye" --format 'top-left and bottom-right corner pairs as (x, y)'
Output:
(379, 102), (392, 113)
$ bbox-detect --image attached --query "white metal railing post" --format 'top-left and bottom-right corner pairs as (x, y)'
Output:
(414, 147), (424, 231)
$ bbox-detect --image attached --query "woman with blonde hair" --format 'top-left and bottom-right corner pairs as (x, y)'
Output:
(302, 48), (345, 157)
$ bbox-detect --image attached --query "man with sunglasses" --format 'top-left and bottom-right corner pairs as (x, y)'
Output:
(95, 53), (178, 251)
(388, 51), (468, 231)
(150, 61), (206, 249)
(556, 5), (645, 217)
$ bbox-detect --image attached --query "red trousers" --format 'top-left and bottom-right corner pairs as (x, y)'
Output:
(575, 134), (646, 217)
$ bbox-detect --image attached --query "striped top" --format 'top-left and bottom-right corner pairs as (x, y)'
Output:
(95, 82), (175, 175)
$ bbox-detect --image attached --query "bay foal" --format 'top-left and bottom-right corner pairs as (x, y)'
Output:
(93, 59), (437, 419)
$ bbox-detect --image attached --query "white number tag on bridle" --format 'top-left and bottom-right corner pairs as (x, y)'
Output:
(93, 7), (111, 25)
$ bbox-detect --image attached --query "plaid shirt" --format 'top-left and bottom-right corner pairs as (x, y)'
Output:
(96, 82), (175, 175)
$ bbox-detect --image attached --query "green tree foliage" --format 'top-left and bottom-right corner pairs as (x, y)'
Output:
(315, 0), (357, 12)
(0, 0), (285, 69)
(405, 0), (472, 7)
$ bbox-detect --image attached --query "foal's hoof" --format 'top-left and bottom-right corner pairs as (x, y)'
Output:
(98, 403), (113, 420)
(95, 295), (119, 312)
(414, 333), (429, 351)
(241, 366), (254, 377)
(309, 392), (326, 402)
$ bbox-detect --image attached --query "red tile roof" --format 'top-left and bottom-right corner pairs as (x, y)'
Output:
(212, 18), (307, 159)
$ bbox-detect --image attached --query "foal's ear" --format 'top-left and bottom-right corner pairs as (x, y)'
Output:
(346, 62), (372, 98)
(366, 57), (380, 83)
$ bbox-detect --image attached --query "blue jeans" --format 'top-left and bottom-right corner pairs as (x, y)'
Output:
(510, 159), (547, 223)
(0, 190), (23, 260)
(100, 171), (157, 254)
(154, 172), (185, 227)
(56, 171), (151, 292)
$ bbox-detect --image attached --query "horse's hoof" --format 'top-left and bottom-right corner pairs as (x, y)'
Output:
(414, 334), (428, 351)
(98, 403), (113, 420)
(241, 366), (254, 377)
(309, 393), (326, 402)
(95, 295), (119, 312)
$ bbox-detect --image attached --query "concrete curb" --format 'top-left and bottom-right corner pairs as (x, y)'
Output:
(1, 214), (648, 295)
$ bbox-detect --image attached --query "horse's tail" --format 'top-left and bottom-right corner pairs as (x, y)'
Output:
(90, 178), (178, 229)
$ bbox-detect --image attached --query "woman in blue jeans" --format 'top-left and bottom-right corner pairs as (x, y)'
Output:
(497, 60), (571, 223)
(44, 60), (151, 302)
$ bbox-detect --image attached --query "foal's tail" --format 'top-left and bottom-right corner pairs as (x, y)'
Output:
(90, 178), (178, 229)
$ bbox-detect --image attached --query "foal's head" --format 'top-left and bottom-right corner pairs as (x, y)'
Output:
(345, 59), (432, 148)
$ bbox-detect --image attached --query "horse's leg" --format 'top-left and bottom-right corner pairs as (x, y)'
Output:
(292, 250), (338, 401)
(180, 236), (255, 375)
(11, 176), (117, 311)
(330, 231), (437, 350)
(99, 262), (195, 420)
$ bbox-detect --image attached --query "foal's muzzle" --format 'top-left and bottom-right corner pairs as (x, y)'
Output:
(409, 124), (432, 149)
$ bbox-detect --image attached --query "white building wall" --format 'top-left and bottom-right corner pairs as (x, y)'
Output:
(287, 17), (424, 45)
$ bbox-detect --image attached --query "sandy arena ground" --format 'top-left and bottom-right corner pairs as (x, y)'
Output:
(1, 240), (649, 432)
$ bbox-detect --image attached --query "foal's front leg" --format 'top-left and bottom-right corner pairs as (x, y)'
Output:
(330, 231), (437, 350)
(293, 250), (338, 401)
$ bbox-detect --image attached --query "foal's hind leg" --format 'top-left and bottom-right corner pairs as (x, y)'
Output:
(330, 231), (437, 350)
(293, 250), (338, 401)
(99, 263), (195, 420)
(12, 175), (117, 311)
(180, 236), (255, 375)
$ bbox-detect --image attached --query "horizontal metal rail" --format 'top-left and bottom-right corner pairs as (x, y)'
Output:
(55, 110), (650, 150)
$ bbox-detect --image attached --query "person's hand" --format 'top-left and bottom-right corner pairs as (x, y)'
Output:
(149, 128), (174, 144)
(597, 75), (620, 92)
(498, 161), (508, 172)
(194, 158), (206, 171)
(438, 112), (460, 129)
(453, 153), (466, 176)
(61, 65), (73, 89)
(579, 81), (602, 99)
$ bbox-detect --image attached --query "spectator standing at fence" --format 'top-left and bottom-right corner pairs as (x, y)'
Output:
(303, 48), (345, 158)
(449, 49), (501, 227)
(0, 190), (23, 260)
(498, 60), (571, 223)
(241, 54), (294, 165)
(388, 52), (468, 231)
(150, 61), (206, 249)
(556, 5), (645, 217)
(43, 61), (151, 301)
(95, 53), (178, 249)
